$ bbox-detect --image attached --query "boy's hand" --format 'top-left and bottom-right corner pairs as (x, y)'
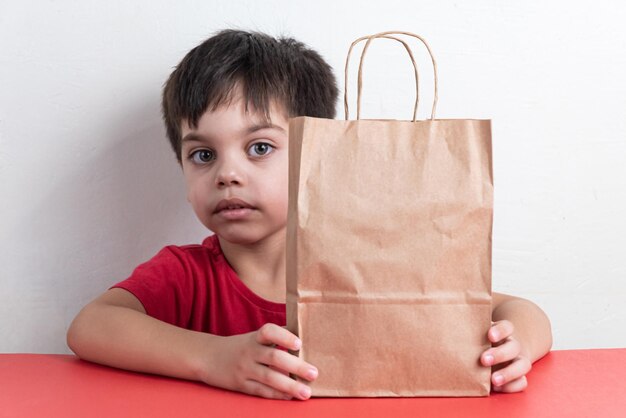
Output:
(205, 323), (317, 401)
(480, 320), (532, 393)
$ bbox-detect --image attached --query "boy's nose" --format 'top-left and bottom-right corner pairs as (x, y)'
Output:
(215, 169), (244, 187)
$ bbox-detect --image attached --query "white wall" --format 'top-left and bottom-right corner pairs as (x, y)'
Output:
(1, 0), (624, 353)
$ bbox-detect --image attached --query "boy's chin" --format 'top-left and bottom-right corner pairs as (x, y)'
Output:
(212, 226), (286, 247)
(217, 234), (259, 246)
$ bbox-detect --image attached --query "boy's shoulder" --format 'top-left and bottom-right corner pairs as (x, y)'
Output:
(150, 235), (223, 271)
(163, 235), (221, 258)
(172, 234), (218, 251)
(122, 235), (225, 284)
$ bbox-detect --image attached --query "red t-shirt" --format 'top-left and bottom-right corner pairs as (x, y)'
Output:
(110, 235), (287, 336)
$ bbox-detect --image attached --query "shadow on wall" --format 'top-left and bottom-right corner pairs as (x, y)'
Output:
(14, 98), (206, 353)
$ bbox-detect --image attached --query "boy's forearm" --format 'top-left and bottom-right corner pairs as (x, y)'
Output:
(491, 294), (553, 363)
(67, 303), (221, 382)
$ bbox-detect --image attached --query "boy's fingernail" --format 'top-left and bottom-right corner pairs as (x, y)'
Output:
(490, 329), (500, 341)
(294, 339), (302, 350)
(306, 367), (318, 380)
(299, 385), (311, 399)
(493, 373), (504, 386)
(484, 354), (494, 365)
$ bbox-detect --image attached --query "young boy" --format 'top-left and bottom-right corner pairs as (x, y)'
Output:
(67, 29), (553, 401)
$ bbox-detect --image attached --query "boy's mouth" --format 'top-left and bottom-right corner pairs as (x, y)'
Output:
(214, 198), (256, 214)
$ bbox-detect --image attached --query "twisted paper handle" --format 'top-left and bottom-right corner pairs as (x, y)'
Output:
(344, 31), (438, 121)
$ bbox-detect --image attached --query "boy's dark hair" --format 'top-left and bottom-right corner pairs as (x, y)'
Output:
(162, 29), (338, 163)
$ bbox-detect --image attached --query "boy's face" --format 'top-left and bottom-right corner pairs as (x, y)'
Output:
(180, 88), (289, 245)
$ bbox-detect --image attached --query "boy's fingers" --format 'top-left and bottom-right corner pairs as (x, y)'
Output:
(482, 337), (521, 366)
(489, 320), (514, 343)
(257, 346), (318, 382)
(269, 364), (290, 377)
(491, 356), (532, 387)
(492, 375), (528, 393)
(241, 379), (293, 400)
(256, 323), (301, 351)
(251, 363), (312, 400)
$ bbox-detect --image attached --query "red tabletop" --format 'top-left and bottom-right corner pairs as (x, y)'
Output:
(1, 348), (624, 418)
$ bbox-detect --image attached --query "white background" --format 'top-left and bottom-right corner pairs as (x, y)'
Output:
(1, 1), (625, 353)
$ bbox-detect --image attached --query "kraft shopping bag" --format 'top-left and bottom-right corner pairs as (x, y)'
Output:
(286, 31), (493, 397)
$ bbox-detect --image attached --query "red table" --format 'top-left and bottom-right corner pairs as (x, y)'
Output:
(1, 349), (624, 418)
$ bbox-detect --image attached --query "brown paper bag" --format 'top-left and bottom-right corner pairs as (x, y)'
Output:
(286, 31), (493, 397)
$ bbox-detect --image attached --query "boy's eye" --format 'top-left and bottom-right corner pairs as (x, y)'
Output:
(190, 149), (215, 164)
(248, 142), (274, 157)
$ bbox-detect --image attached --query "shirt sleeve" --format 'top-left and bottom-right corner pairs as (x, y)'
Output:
(110, 246), (195, 328)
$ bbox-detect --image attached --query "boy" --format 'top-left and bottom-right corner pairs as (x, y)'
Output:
(67, 29), (552, 401)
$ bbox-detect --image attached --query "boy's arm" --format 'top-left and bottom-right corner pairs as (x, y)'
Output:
(67, 288), (210, 381)
(67, 289), (317, 400)
(479, 291), (553, 393)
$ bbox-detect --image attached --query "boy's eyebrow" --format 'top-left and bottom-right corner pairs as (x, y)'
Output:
(182, 122), (286, 144)
(181, 133), (206, 144)
(245, 122), (286, 134)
